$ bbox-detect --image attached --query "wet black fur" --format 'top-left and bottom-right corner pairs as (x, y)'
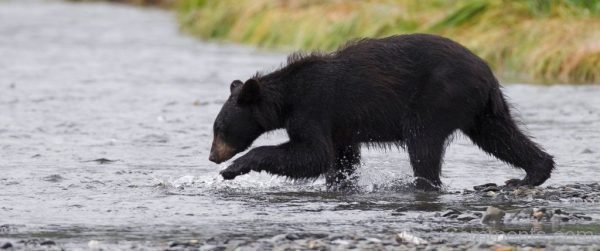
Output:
(214, 33), (555, 190)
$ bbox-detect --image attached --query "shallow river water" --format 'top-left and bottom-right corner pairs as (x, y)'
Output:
(1, 0), (600, 250)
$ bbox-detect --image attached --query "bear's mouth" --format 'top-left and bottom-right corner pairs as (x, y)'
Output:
(208, 135), (236, 164)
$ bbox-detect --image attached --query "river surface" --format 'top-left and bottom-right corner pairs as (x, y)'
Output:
(1, 0), (600, 250)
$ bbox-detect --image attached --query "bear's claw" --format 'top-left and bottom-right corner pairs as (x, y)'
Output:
(220, 163), (251, 180)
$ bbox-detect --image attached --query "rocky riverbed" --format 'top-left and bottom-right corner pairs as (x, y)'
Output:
(2, 183), (600, 250)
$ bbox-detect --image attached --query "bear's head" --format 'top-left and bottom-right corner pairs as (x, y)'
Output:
(209, 79), (264, 164)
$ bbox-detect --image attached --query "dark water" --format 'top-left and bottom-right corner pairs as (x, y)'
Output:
(1, 0), (600, 249)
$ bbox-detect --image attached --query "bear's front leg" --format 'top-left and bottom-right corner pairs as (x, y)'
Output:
(219, 146), (269, 180)
(220, 141), (334, 180)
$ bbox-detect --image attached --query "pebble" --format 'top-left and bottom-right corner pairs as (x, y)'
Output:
(307, 239), (326, 249)
(396, 231), (428, 245)
(481, 206), (506, 224)
(88, 240), (101, 250)
(365, 237), (381, 244)
(198, 244), (219, 251)
(484, 191), (498, 197)
(331, 239), (351, 245)
(492, 245), (516, 251)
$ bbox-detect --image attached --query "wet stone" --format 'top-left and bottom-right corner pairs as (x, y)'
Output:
(331, 239), (351, 245)
(40, 240), (56, 246)
(199, 244), (226, 251)
(306, 240), (327, 250)
(0, 242), (12, 249)
(285, 233), (300, 240)
(473, 183), (498, 191)
(573, 214), (592, 221)
(365, 237), (381, 244)
(482, 186), (500, 192)
(441, 209), (461, 218)
(456, 213), (479, 221)
(483, 191), (498, 197)
(169, 240), (201, 248)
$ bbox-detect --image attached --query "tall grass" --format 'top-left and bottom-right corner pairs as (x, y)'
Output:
(176, 0), (600, 84)
(68, 0), (176, 7)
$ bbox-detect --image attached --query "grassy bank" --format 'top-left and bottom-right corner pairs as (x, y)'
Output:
(176, 0), (600, 84)
(69, 0), (176, 7)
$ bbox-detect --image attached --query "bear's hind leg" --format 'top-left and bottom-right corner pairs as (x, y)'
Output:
(406, 134), (447, 191)
(326, 144), (361, 190)
(462, 114), (554, 186)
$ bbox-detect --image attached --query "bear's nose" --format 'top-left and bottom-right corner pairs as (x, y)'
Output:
(208, 151), (220, 164)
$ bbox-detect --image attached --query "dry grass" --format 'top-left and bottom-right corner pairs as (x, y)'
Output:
(176, 0), (600, 84)
(68, 0), (176, 8)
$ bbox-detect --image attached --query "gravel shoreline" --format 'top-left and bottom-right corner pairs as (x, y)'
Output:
(2, 183), (599, 251)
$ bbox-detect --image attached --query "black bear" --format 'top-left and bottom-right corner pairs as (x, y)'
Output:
(208, 33), (554, 190)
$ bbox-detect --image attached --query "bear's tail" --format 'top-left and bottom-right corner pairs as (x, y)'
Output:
(461, 85), (555, 186)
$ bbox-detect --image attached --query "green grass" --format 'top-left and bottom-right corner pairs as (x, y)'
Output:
(175, 0), (600, 84)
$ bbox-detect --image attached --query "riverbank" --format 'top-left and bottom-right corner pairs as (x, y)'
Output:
(174, 0), (599, 84)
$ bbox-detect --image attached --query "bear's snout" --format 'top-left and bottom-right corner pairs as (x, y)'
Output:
(208, 150), (221, 163)
(209, 135), (236, 164)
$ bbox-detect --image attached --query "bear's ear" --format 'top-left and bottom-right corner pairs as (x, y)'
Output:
(230, 80), (243, 93)
(237, 79), (260, 105)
